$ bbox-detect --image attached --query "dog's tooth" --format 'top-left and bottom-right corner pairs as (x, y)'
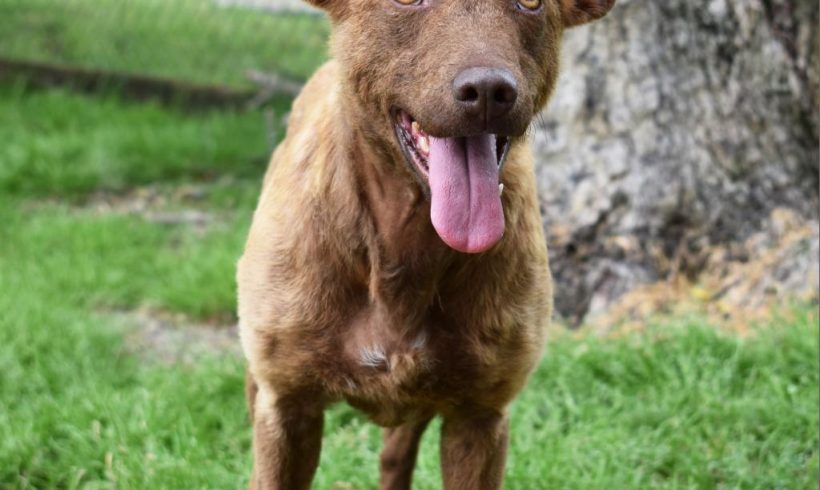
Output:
(499, 183), (504, 196)
(418, 135), (430, 155)
(411, 121), (420, 137)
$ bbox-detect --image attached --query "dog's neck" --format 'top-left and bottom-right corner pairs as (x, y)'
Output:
(332, 86), (458, 315)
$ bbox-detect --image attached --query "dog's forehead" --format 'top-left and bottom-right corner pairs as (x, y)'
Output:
(343, 0), (559, 41)
(347, 0), (555, 16)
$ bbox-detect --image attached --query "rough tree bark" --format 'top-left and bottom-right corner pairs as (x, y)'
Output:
(534, 0), (819, 325)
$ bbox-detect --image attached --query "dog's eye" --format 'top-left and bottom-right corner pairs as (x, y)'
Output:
(517, 0), (541, 10)
(394, 0), (423, 6)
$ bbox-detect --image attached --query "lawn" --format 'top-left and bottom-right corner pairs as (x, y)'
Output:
(1, 3), (818, 486)
(0, 82), (817, 490)
(0, 0), (329, 85)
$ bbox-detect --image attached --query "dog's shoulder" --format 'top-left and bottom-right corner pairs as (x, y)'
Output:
(257, 60), (350, 212)
(287, 60), (340, 132)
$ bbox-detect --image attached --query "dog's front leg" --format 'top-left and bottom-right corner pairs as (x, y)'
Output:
(440, 411), (509, 490)
(249, 386), (324, 490)
(379, 416), (433, 490)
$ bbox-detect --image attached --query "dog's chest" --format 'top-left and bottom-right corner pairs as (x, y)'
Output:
(340, 303), (439, 386)
(332, 298), (515, 423)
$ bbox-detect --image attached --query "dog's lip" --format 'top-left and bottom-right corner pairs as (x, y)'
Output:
(391, 109), (512, 189)
(393, 109), (431, 184)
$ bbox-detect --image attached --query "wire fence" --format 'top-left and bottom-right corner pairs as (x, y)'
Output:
(0, 0), (330, 91)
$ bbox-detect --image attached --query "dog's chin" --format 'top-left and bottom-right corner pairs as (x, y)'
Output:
(392, 109), (511, 192)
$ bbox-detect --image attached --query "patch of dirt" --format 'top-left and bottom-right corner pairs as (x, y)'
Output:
(0, 58), (256, 111)
(81, 183), (220, 231)
(588, 208), (819, 335)
(27, 180), (242, 233)
(115, 307), (241, 365)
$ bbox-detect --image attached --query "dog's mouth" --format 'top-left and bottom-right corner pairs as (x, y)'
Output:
(392, 109), (511, 254)
(393, 110), (511, 183)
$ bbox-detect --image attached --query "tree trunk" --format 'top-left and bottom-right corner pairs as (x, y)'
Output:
(535, 0), (819, 326)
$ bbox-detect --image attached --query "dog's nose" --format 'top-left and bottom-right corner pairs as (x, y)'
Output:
(453, 67), (518, 121)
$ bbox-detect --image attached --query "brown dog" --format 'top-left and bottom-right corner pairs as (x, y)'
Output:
(238, 0), (615, 488)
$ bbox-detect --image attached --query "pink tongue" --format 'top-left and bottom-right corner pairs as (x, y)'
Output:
(428, 135), (505, 254)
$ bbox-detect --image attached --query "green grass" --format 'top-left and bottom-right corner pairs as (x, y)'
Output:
(0, 0), (330, 85)
(0, 83), (289, 198)
(1, 199), (817, 488)
(0, 82), (817, 488)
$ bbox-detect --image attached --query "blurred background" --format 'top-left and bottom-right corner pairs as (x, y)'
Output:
(0, 0), (817, 488)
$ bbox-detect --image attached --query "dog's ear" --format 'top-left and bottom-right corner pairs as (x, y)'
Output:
(304, 0), (345, 17)
(560, 0), (615, 28)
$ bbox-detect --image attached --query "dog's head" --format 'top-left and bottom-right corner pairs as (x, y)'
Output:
(308, 0), (615, 253)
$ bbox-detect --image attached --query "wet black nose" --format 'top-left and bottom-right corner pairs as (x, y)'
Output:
(453, 67), (518, 122)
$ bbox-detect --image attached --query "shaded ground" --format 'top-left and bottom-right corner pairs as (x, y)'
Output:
(589, 208), (820, 333)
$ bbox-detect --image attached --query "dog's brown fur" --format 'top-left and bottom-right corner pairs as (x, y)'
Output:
(237, 0), (615, 488)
